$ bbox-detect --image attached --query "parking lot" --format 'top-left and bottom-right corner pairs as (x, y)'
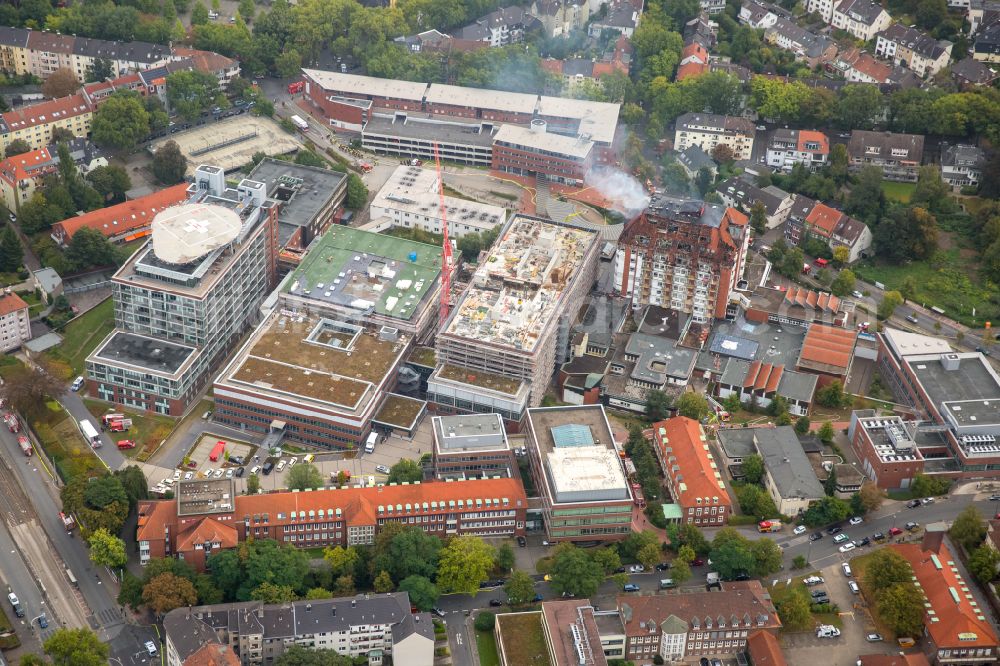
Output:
(148, 115), (302, 174)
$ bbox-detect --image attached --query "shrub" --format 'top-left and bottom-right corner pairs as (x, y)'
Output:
(474, 612), (496, 632)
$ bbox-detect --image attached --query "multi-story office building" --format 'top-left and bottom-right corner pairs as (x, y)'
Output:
(673, 113), (756, 161)
(432, 414), (516, 479)
(652, 417), (732, 527)
(163, 594), (435, 666)
(137, 476), (527, 569)
(431, 215), (600, 411)
(848, 410), (926, 490)
(492, 121), (596, 186)
(85, 166), (278, 415)
(614, 197), (751, 323)
(524, 405), (634, 542)
(847, 130), (924, 182)
(0, 291), (31, 353)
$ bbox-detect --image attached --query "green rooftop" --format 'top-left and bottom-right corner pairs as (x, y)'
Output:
(286, 226), (442, 321)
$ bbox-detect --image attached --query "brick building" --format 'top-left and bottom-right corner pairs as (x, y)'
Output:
(651, 416), (732, 527)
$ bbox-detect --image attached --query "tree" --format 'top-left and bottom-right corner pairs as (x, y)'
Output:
(166, 70), (222, 120)
(251, 581), (298, 603)
(304, 587), (332, 600)
(191, 1), (210, 25)
(592, 547), (621, 574)
(832, 246), (850, 266)
(371, 570), (394, 593)
(620, 530), (660, 562)
(777, 591), (812, 630)
(398, 575), (439, 611)
(0, 226), (23, 272)
(87, 165), (131, 203)
(677, 545), (696, 564)
(792, 554), (808, 569)
(86, 58), (115, 83)
(142, 572), (198, 616)
(65, 227), (118, 271)
(208, 539), (309, 601)
(345, 173), (368, 209)
(735, 483), (777, 518)
(877, 582), (925, 637)
(836, 84), (884, 131)
(238, 0), (256, 20)
(824, 465), (838, 497)
(42, 68), (81, 99)
(637, 542), (662, 570)
(878, 290), (904, 320)
(0, 361), (65, 422)
(495, 542), (515, 572)
(846, 166), (886, 226)
(458, 233), (482, 262)
(709, 529), (755, 580)
(912, 164), (950, 212)
(968, 545), (1000, 584)
(794, 415), (811, 435)
(152, 140), (187, 185)
(333, 574), (354, 597)
(88, 528), (127, 569)
(275, 646), (353, 666)
(874, 207), (939, 262)
(672, 523), (710, 555)
(475, 611), (496, 632)
(324, 545), (360, 576)
(741, 454), (765, 485)
(830, 269), (856, 297)
(42, 628), (109, 666)
(437, 536), (495, 595)
(645, 389), (671, 421)
(5, 140), (31, 158)
(864, 549), (913, 593)
(949, 505), (987, 551)
(910, 473), (950, 497)
(374, 526), (441, 583)
(90, 92), (150, 152)
(779, 247), (805, 279)
(815, 381), (849, 408)
(801, 495), (850, 527)
(504, 570), (536, 605)
(711, 144), (735, 163)
(276, 49), (304, 78)
(676, 392), (709, 421)
(286, 462), (324, 490)
(749, 200), (767, 235)
(548, 544), (605, 598)
(750, 538), (783, 577)
(856, 482), (884, 514)
(247, 473), (260, 494)
(388, 458), (423, 484)
(671, 558), (691, 584)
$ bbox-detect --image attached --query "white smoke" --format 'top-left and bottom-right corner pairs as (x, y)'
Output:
(584, 166), (651, 217)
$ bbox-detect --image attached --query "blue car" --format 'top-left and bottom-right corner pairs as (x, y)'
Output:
(624, 583), (640, 592)
(532, 593), (543, 602)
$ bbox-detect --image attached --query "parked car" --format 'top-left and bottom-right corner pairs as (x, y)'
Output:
(235, 466), (245, 478)
(628, 565), (645, 573)
(36, 613), (48, 629)
(691, 558), (705, 566)
(623, 583), (640, 592)
(905, 521), (920, 531)
(816, 625), (841, 638)
(906, 499), (922, 508)
(921, 497), (934, 504)
(375, 465), (390, 474)
(842, 562), (853, 577)
(793, 525), (807, 535)
(856, 537), (871, 547)
(517, 536), (527, 547)
(803, 576), (824, 586)
(826, 525), (842, 535)
(849, 516), (863, 525)
(432, 608), (445, 618)
(809, 532), (823, 542)
(849, 581), (860, 594)
(989, 494), (1000, 501)
(888, 527), (903, 537)
(225, 469), (234, 478)
(872, 532), (885, 541)
(261, 461), (274, 475)
(833, 533), (849, 543)
(655, 562), (671, 571)
(489, 599), (503, 607)
(184, 471), (193, 480)
(810, 589), (828, 599)
(214, 468), (224, 478)
(866, 633), (883, 642)
(852, 290), (863, 299)
(839, 543), (856, 553)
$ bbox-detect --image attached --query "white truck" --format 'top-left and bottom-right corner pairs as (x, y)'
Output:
(364, 432), (378, 454)
(290, 115), (309, 131)
(80, 419), (101, 448)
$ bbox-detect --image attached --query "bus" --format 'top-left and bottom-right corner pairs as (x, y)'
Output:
(930, 306), (946, 316)
(65, 568), (77, 586)
(80, 419), (101, 448)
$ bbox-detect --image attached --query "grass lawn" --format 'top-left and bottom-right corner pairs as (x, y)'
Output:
(32, 399), (106, 481)
(854, 247), (1000, 327)
(767, 572), (843, 631)
(0, 354), (22, 380)
(494, 613), (551, 666)
(43, 297), (115, 378)
(476, 630), (501, 666)
(0, 603), (19, 649)
(16, 289), (44, 317)
(880, 181), (916, 203)
(82, 399), (175, 462)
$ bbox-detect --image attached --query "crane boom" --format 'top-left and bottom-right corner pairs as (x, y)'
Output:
(433, 142), (452, 329)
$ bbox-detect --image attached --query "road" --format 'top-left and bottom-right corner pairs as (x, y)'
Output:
(57, 390), (127, 472)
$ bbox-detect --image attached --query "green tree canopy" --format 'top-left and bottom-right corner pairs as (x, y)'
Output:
(949, 505), (987, 551)
(42, 628), (109, 666)
(152, 140), (187, 185)
(645, 389), (671, 420)
(876, 582), (925, 636)
(387, 458), (423, 484)
(88, 528), (127, 569)
(504, 570), (536, 605)
(274, 646), (354, 666)
(436, 536), (495, 595)
(90, 91), (150, 151)
(251, 581), (298, 603)
(801, 495), (851, 527)
(675, 392), (709, 420)
(286, 462), (324, 490)
(398, 575), (440, 611)
(142, 572), (198, 616)
(548, 544), (605, 598)
(166, 69), (222, 120)
(0, 226), (23, 273)
(742, 454), (764, 485)
(373, 526), (441, 583)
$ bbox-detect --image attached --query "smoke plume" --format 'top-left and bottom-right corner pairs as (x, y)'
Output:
(584, 167), (651, 217)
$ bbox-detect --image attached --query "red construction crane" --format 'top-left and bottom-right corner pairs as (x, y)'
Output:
(433, 142), (452, 329)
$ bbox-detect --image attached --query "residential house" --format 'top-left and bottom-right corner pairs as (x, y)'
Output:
(182, 643), (241, 666)
(717, 175), (794, 229)
(0, 292), (31, 353)
(950, 57), (1000, 87)
(893, 527), (1000, 665)
(0, 94), (93, 153)
(31, 267), (62, 304)
(831, 0), (892, 41)
(701, 0), (728, 14)
(847, 129), (924, 182)
(676, 145), (717, 179)
(171, 48), (241, 89)
(765, 129), (830, 171)
(651, 416), (732, 527)
(541, 55), (629, 93)
(801, 201), (872, 263)
(759, 426), (826, 514)
(846, 52), (895, 83)
(685, 13), (717, 48)
(47, 137), (107, 177)
(616, 581), (781, 662)
(458, 6), (538, 45)
(974, 20), (1000, 62)
(739, 0), (785, 29)
(0, 147), (57, 211)
(764, 17), (839, 68)
(875, 24), (953, 77)
(716, 360), (818, 415)
(395, 29), (492, 54)
(676, 42), (710, 80)
(163, 594), (435, 666)
(589, 0), (644, 37)
(782, 194), (818, 246)
(940, 143), (986, 189)
(674, 112), (756, 161)
(532, 0), (591, 38)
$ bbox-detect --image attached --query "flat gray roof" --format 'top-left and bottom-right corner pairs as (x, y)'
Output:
(177, 478), (236, 516)
(756, 427), (825, 501)
(494, 124), (594, 159)
(92, 331), (198, 377)
(425, 83), (537, 114)
(907, 352), (1000, 422)
(248, 159), (347, 234)
(710, 318), (806, 365)
(433, 414), (509, 452)
(364, 113), (495, 147)
(303, 69), (429, 101)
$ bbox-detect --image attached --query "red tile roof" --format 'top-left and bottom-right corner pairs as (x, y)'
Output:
(652, 416), (730, 504)
(805, 202), (844, 237)
(743, 361), (784, 392)
(798, 324), (856, 374)
(851, 53), (892, 82)
(784, 286), (842, 313)
(746, 630), (787, 666)
(0, 292), (28, 317)
(859, 655), (930, 666)
(52, 183), (189, 244)
(175, 516), (239, 553)
(893, 539), (999, 651)
(183, 643), (241, 666)
(0, 148), (55, 185)
(2, 94), (92, 133)
(677, 43), (710, 80)
(796, 130), (829, 155)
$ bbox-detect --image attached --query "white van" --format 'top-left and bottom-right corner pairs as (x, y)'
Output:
(364, 432), (378, 454)
(71, 376), (84, 391)
(276, 460), (287, 473)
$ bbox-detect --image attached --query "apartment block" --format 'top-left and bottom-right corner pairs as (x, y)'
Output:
(0, 147), (57, 212)
(0, 291), (31, 352)
(137, 476), (527, 569)
(163, 594), (434, 666)
(875, 24), (953, 76)
(525, 405), (635, 542)
(674, 113), (755, 161)
(765, 129), (830, 172)
(86, 166), (278, 415)
(832, 0), (891, 40)
(0, 94), (93, 153)
(651, 416), (732, 527)
(614, 197), (750, 323)
(940, 143), (986, 189)
(847, 130), (924, 182)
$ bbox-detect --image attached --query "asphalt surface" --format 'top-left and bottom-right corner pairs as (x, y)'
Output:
(58, 389), (127, 472)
